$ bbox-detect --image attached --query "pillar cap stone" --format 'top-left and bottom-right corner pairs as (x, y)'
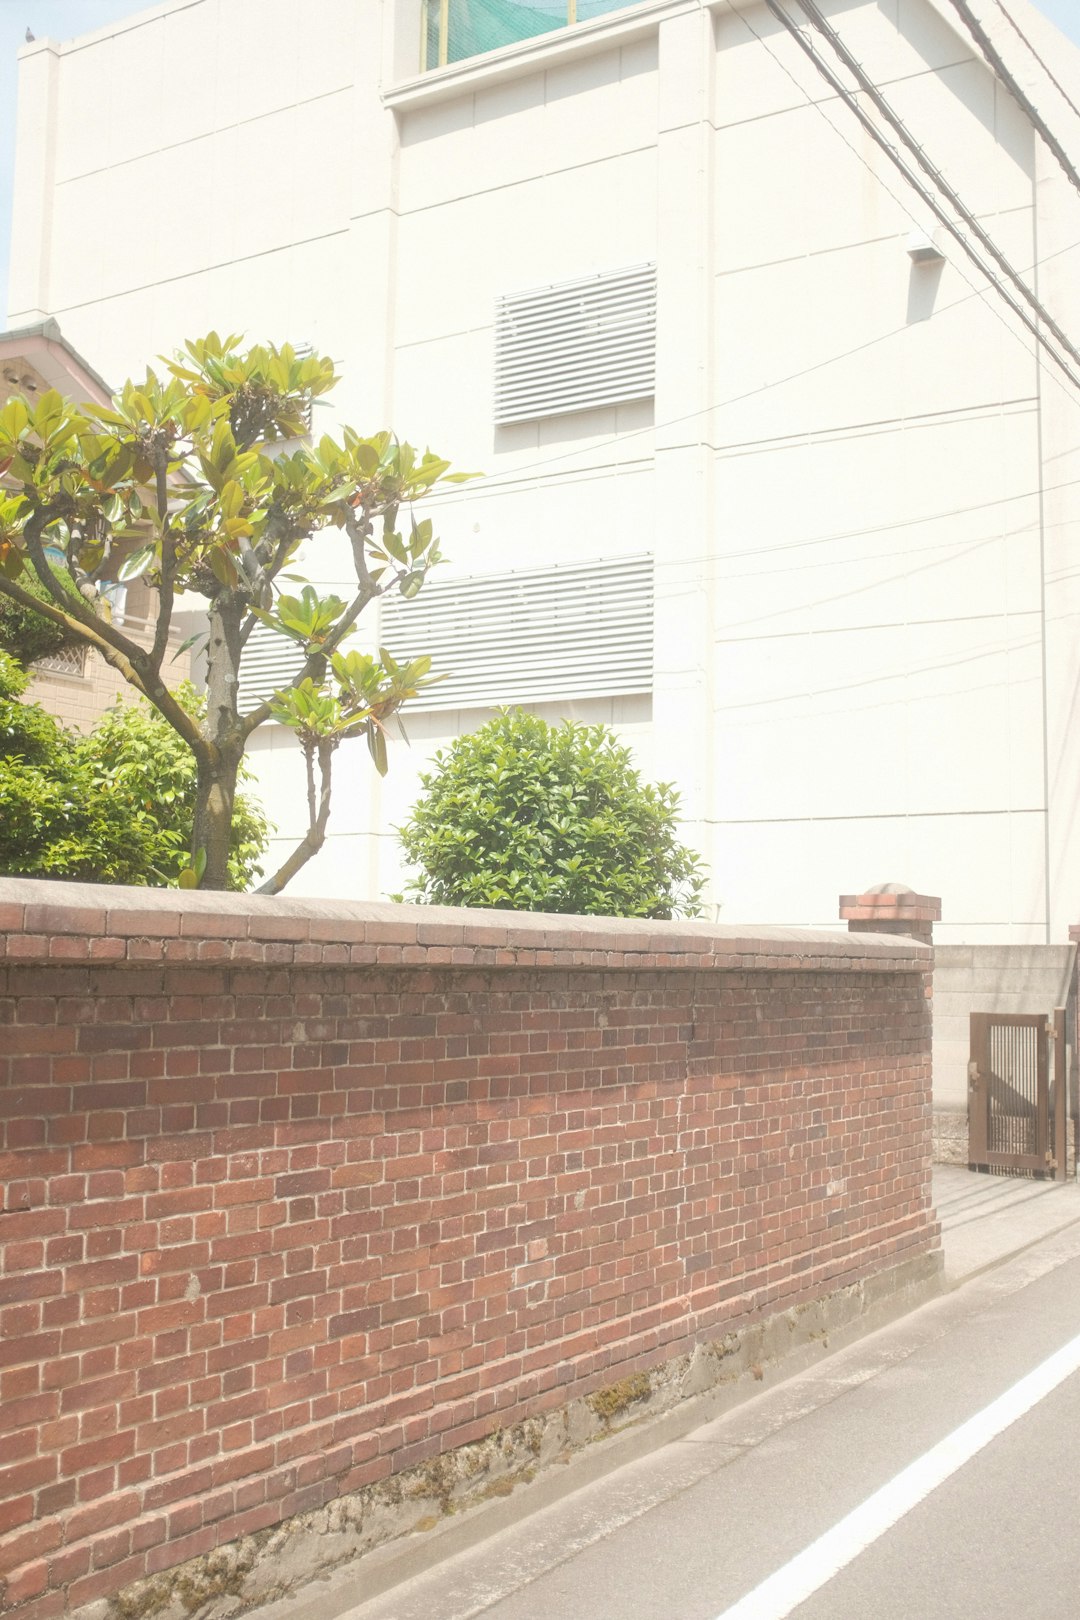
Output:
(839, 884), (941, 923)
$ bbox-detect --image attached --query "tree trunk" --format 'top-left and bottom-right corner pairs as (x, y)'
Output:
(194, 591), (246, 890)
(192, 749), (242, 889)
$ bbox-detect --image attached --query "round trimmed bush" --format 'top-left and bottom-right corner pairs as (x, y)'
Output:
(396, 709), (707, 918)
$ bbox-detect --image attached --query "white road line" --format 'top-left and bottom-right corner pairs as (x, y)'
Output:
(714, 1328), (1080, 1620)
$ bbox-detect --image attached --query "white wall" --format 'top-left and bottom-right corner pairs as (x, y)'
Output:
(10, 0), (1080, 936)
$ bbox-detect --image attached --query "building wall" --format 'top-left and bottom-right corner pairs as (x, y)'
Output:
(0, 877), (939, 1618)
(10, 0), (1080, 938)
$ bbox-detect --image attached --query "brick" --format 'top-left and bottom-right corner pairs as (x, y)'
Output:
(0, 1493), (34, 1536)
(0, 1519), (64, 1572)
(0, 885), (936, 1611)
(2, 1562), (49, 1607)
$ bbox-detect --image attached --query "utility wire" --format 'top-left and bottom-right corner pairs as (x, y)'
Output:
(319, 464), (1080, 599)
(464, 16), (1080, 500)
(996, 1), (1080, 125)
(772, 0), (1080, 390)
(301, 0), (1080, 521)
(713, 632), (1042, 714)
(660, 466), (1066, 571)
(726, 0), (1080, 416)
(947, 0), (1080, 201)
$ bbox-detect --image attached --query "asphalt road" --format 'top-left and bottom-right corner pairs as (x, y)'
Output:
(311, 1218), (1080, 1620)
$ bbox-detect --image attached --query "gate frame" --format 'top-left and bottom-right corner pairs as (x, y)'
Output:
(968, 1009), (1068, 1180)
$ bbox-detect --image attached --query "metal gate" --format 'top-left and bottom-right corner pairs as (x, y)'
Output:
(968, 1009), (1069, 1180)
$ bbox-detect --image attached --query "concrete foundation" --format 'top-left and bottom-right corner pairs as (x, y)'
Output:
(73, 1252), (942, 1620)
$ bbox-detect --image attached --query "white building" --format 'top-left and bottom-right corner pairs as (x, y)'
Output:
(8, 0), (1080, 939)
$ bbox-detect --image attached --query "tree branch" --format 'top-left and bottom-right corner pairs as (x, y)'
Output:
(237, 504), (385, 738)
(0, 572), (205, 754)
(23, 518), (141, 661)
(149, 452), (177, 667)
(0, 569), (137, 670)
(238, 514), (305, 650)
(238, 578), (378, 741)
(256, 736), (335, 894)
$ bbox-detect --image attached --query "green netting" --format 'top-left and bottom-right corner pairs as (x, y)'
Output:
(575, 0), (643, 20)
(424, 0), (644, 69)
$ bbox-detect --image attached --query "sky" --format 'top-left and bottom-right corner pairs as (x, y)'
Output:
(2, 0), (1080, 326)
(0, 0), (150, 323)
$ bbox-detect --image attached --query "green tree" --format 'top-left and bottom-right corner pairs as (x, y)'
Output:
(0, 334), (467, 891)
(0, 653), (269, 888)
(88, 687), (270, 889)
(397, 709), (707, 918)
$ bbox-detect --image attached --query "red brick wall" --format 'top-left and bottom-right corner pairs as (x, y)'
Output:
(0, 881), (938, 1618)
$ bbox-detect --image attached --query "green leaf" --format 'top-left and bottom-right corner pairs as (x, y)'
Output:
(83, 402), (132, 428)
(0, 398), (31, 441)
(118, 544), (155, 582)
(220, 480), (244, 519)
(382, 529), (408, 565)
(207, 548), (240, 588)
(172, 630), (207, 661)
(367, 720), (388, 776)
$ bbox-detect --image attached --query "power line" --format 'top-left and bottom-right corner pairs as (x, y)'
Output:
(769, 0), (1080, 390)
(995, 1), (1080, 127)
(456, 22), (1080, 497)
(655, 465), (1074, 568)
(708, 533), (1021, 637)
(946, 0), (1080, 202)
(712, 631), (1042, 714)
(317, 467), (1080, 598)
(724, 0), (1080, 413)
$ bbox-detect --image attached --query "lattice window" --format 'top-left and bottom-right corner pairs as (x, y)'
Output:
(378, 553), (652, 711)
(33, 643), (87, 678)
(494, 265), (657, 425)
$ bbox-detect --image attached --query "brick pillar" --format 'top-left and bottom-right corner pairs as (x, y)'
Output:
(839, 883), (941, 946)
(841, 883), (948, 1162)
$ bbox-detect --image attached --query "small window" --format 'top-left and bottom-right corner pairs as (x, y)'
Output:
(494, 265), (657, 425)
(422, 0), (645, 71)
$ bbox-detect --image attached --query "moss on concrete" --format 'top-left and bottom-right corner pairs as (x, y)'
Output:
(81, 1252), (941, 1620)
(587, 1372), (651, 1424)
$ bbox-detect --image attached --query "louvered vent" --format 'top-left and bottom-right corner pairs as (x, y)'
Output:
(238, 622), (307, 713)
(378, 554), (652, 712)
(494, 265), (656, 425)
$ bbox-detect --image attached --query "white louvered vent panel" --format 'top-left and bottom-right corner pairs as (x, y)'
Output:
(494, 265), (656, 425)
(379, 554), (652, 712)
(238, 622), (307, 713)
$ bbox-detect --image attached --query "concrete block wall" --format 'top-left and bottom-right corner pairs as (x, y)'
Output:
(0, 879), (940, 1618)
